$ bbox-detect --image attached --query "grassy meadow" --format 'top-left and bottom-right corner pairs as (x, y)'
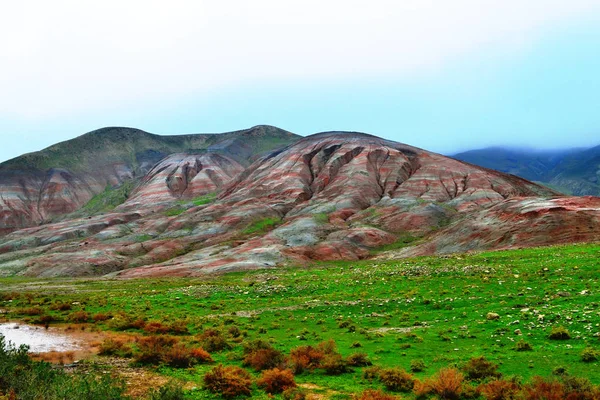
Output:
(1, 242), (599, 399)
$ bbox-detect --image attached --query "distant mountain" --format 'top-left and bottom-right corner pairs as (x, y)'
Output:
(452, 145), (600, 196)
(0, 125), (300, 234)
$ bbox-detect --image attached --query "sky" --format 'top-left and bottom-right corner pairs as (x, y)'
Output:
(1, 0), (600, 163)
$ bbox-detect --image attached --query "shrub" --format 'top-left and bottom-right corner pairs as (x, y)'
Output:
(190, 347), (213, 363)
(98, 338), (133, 358)
(68, 311), (90, 323)
(562, 376), (599, 399)
(429, 368), (464, 400)
(228, 325), (242, 337)
(143, 321), (170, 334)
(478, 379), (521, 400)
(282, 387), (308, 400)
(20, 307), (43, 316)
(50, 302), (72, 311)
(257, 368), (296, 394)
(347, 352), (372, 367)
(523, 376), (564, 400)
(244, 347), (284, 371)
(363, 365), (382, 381)
(316, 339), (338, 355)
(514, 340), (533, 352)
(379, 367), (415, 392)
(162, 343), (198, 368)
(148, 382), (185, 400)
(353, 389), (399, 399)
(581, 347), (599, 362)
(242, 339), (273, 354)
(199, 329), (231, 352)
(167, 320), (189, 335)
(288, 345), (325, 374)
(410, 359), (426, 372)
(462, 356), (502, 380)
(133, 335), (178, 364)
(92, 312), (111, 322)
(552, 366), (568, 376)
(321, 353), (350, 375)
(38, 315), (55, 327)
(548, 326), (571, 340)
(203, 364), (252, 399)
(107, 313), (142, 331)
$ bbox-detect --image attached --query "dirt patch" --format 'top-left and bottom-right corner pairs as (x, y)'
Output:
(299, 383), (342, 400)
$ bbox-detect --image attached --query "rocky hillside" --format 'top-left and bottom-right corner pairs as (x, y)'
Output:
(1, 130), (599, 278)
(0, 125), (299, 234)
(453, 145), (600, 196)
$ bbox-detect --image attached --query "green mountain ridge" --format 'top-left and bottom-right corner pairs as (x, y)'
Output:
(0, 125), (301, 233)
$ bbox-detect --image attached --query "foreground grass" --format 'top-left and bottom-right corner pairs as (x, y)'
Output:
(1, 242), (599, 398)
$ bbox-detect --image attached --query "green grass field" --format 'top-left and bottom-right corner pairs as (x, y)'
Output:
(1, 242), (599, 399)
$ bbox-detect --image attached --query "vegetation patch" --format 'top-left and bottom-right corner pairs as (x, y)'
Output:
(82, 181), (135, 215)
(242, 217), (282, 235)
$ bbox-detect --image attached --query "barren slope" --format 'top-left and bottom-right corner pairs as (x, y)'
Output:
(2, 131), (599, 278)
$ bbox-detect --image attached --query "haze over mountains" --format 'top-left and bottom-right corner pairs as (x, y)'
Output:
(0, 126), (599, 278)
(453, 145), (600, 196)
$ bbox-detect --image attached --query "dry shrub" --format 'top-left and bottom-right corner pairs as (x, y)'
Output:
(143, 321), (170, 334)
(462, 356), (502, 381)
(0, 292), (19, 301)
(50, 302), (71, 311)
(523, 377), (565, 400)
(282, 387), (307, 400)
(98, 338), (133, 357)
(316, 339), (338, 355)
(288, 345), (325, 374)
(548, 326), (571, 340)
(322, 353), (350, 375)
(20, 307), (43, 316)
(257, 368), (296, 394)
(353, 389), (399, 400)
(131, 318), (147, 330)
(134, 335), (178, 364)
(199, 329), (231, 352)
(242, 339), (273, 354)
(38, 315), (55, 326)
(379, 367), (415, 392)
(162, 343), (211, 368)
(167, 319), (189, 335)
(203, 364), (252, 399)
(190, 347), (213, 363)
(68, 311), (90, 323)
(562, 376), (599, 399)
(347, 352), (372, 367)
(479, 379), (521, 400)
(363, 365), (382, 381)
(244, 348), (284, 371)
(92, 312), (111, 322)
(423, 368), (464, 400)
(413, 379), (432, 398)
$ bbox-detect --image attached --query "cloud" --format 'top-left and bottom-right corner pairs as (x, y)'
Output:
(1, 0), (599, 118)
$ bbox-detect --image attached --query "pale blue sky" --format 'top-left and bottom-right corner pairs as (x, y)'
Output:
(1, 1), (600, 162)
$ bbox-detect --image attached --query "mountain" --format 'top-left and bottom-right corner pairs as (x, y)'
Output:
(1, 129), (599, 278)
(0, 125), (300, 234)
(452, 145), (600, 196)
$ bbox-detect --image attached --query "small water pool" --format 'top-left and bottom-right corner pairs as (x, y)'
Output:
(0, 323), (81, 353)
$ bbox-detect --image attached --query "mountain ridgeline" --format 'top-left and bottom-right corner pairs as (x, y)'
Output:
(452, 145), (600, 196)
(1, 127), (599, 278)
(0, 125), (300, 234)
